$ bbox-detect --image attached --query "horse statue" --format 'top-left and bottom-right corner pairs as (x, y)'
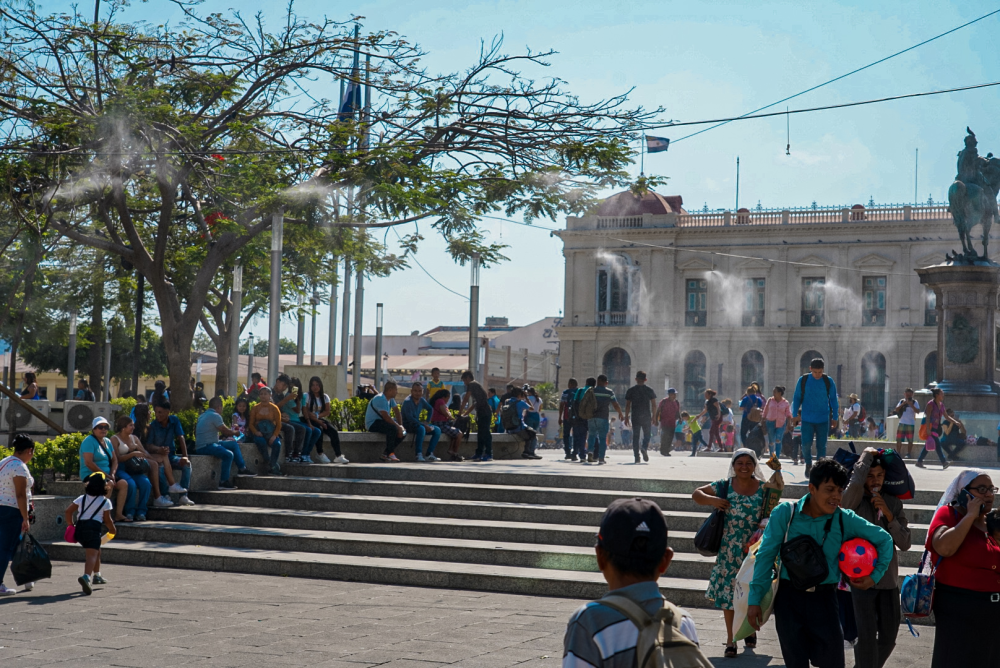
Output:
(947, 128), (1000, 262)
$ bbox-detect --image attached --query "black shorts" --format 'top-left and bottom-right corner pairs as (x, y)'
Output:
(75, 519), (104, 550)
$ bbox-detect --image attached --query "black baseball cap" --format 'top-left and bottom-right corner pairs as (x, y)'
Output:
(596, 498), (668, 558)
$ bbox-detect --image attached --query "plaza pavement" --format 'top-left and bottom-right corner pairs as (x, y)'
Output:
(0, 564), (934, 667)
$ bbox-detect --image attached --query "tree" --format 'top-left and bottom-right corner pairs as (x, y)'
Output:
(238, 338), (297, 357)
(0, 2), (658, 408)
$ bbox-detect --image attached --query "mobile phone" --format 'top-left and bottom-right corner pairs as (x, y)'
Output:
(958, 489), (976, 511)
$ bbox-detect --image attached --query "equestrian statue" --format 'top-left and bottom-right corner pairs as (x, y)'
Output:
(947, 127), (1000, 263)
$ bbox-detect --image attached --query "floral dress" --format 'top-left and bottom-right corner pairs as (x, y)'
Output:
(704, 477), (764, 610)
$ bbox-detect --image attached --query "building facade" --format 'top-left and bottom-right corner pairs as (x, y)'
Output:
(555, 191), (964, 417)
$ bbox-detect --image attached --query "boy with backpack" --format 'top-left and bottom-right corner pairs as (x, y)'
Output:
(569, 378), (596, 462)
(791, 358), (840, 478)
(582, 375), (624, 465)
(562, 498), (711, 668)
(500, 388), (543, 460)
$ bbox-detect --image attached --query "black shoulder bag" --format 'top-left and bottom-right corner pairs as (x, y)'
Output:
(694, 479), (729, 557)
(780, 507), (843, 590)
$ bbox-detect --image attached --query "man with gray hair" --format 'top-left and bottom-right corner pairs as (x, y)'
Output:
(195, 396), (252, 488)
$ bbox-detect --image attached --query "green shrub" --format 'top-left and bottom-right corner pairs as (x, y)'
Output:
(110, 397), (137, 418)
(0, 432), (86, 491)
(327, 397), (368, 431)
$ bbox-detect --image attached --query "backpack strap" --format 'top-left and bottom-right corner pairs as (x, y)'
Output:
(598, 594), (654, 629)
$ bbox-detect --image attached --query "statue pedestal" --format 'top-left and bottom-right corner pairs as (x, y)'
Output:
(917, 264), (1000, 412)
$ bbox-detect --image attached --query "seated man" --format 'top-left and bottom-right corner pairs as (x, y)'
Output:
(504, 388), (543, 460)
(272, 374), (306, 462)
(365, 381), (404, 462)
(400, 382), (441, 462)
(248, 386), (285, 475)
(195, 397), (252, 489)
(144, 403), (195, 506)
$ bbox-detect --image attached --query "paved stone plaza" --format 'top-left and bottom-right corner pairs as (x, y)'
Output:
(0, 563), (934, 667)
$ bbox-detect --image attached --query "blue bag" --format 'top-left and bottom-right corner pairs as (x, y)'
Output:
(899, 549), (941, 636)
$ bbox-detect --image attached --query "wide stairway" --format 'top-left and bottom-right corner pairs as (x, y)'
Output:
(46, 461), (937, 607)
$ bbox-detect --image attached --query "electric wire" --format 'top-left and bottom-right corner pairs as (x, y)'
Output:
(391, 226), (470, 300)
(669, 7), (1000, 144)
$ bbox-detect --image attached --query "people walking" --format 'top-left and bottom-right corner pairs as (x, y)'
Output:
(586, 375), (624, 465)
(559, 379), (579, 460)
(916, 388), (950, 469)
(844, 394), (865, 439)
(762, 386), (791, 457)
(893, 388), (920, 458)
(738, 384), (764, 447)
(842, 448), (911, 668)
(926, 469), (1000, 667)
(655, 388), (680, 456)
(697, 389), (724, 452)
(745, 458), (894, 668)
(624, 371), (657, 463)
(790, 358), (839, 478)
(692, 449), (769, 657)
(0, 434), (34, 596)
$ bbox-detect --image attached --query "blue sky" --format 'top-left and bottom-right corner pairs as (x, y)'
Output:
(107, 1), (1000, 347)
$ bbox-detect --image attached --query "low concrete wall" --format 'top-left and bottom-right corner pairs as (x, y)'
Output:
(30, 495), (73, 543)
(829, 438), (998, 465)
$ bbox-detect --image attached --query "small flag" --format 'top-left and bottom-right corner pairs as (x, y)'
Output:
(338, 78), (361, 122)
(645, 136), (670, 153)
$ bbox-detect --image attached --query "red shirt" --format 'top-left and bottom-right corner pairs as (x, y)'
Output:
(657, 398), (680, 426)
(925, 505), (1000, 592)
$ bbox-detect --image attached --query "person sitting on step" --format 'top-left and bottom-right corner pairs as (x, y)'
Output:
(400, 382), (442, 462)
(504, 387), (542, 461)
(195, 397), (252, 489)
(248, 386), (286, 475)
(430, 389), (465, 462)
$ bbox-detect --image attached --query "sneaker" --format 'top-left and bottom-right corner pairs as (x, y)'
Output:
(425, 454), (440, 462)
(416, 454), (426, 462)
(153, 496), (174, 508)
(179, 495), (196, 506)
(598, 458), (607, 465)
(804, 464), (813, 478)
(587, 453), (596, 463)
(219, 480), (236, 489)
(334, 455), (350, 464)
(915, 461), (926, 468)
(271, 466), (285, 477)
(0, 584), (16, 596)
(78, 575), (92, 595)
(943, 461), (951, 469)
(316, 453), (332, 464)
(287, 455), (301, 464)
(300, 456), (313, 464)
(22, 582), (33, 592)
(569, 455), (579, 462)
(642, 449), (649, 462)
(92, 575), (108, 585)
(470, 456), (483, 462)
(481, 456), (493, 462)
(237, 467), (255, 477)
(564, 454), (574, 460)
(168, 483), (187, 494)
(134, 514), (146, 522)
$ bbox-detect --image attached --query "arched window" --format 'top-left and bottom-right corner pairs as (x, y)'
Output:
(800, 350), (824, 377)
(596, 254), (639, 326)
(683, 351), (707, 410)
(602, 348), (631, 398)
(741, 351), (765, 391)
(924, 351), (938, 387)
(861, 352), (887, 418)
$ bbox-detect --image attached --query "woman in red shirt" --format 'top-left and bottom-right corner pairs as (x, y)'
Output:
(926, 469), (1000, 667)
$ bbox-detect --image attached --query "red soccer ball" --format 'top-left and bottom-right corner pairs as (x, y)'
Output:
(838, 538), (878, 578)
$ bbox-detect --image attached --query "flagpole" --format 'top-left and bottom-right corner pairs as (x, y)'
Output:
(640, 137), (645, 176)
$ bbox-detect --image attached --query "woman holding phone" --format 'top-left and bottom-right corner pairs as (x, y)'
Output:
(926, 469), (1000, 666)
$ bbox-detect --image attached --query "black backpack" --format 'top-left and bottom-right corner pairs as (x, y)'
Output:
(795, 373), (835, 421)
(500, 398), (522, 431)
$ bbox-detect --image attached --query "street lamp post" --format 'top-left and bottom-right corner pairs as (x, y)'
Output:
(247, 332), (255, 388)
(352, 267), (364, 397)
(468, 254), (480, 376)
(131, 273), (144, 397)
(374, 303), (384, 391)
(296, 292), (305, 366)
(67, 309), (78, 401)
(339, 257), (352, 396)
(267, 209), (283, 385)
(327, 261), (338, 367)
(228, 264), (242, 396)
(102, 331), (112, 401)
(310, 289), (319, 366)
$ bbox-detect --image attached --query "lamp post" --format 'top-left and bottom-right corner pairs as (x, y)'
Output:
(310, 289), (319, 366)
(327, 261), (338, 367)
(131, 273), (144, 398)
(352, 267), (364, 397)
(247, 332), (255, 388)
(374, 303), (384, 391)
(228, 264), (242, 396)
(67, 309), (78, 401)
(296, 292), (305, 366)
(468, 254), (480, 376)
(267, 209), (283, 385)
(102, 330), (112, 401)
(339, 257), (352, 396)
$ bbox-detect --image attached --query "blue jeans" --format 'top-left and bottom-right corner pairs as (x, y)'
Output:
(562, 420), (575, 456)
(196, 441), (247, 482)
(299, 424), (321, 457)
(158, 456), (193, 492)
(800, 421), (829, 467)
(525, 412), (541, 430)
(587, 418), (611, 459)
(408, 424), (441, 456)
(765, 420), (783, 456)
(117, 469), (151, 517)
(253, 435), (283, 467)
(571, 418), (589, 458)
(0, 505), (23, 586)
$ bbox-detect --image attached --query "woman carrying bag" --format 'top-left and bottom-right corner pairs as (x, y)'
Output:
(692, 448), (770, 657)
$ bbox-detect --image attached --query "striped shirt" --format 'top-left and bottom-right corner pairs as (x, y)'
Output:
(562, 582), (699, 668)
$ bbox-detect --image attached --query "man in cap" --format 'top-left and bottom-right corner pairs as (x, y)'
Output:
(562, 498), (702, 667)
(655, 389), (680, 456)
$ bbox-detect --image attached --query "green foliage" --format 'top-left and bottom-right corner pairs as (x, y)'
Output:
(325, 397), (369, 432)
(175, 408), (202, 444)
(534, 382), (559, 410)
(110, 397), (137, 418)
(238, 338), (299, 356)
(0, 433), (86, 491)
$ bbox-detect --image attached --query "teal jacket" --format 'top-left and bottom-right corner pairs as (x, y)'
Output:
(749, 495), (894, 605)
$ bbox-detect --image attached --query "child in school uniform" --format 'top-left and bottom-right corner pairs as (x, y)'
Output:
(64, 472), (116, 595)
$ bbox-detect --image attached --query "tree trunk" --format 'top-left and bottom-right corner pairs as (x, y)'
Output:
(87, 259), (105, 397)
(162, 317), (196, 411)
(214, 321), (231, 397)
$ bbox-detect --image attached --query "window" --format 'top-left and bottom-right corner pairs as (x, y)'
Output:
(683, 351), (707, 409)
(862, 276), (886, 326)
(743, 278), (765, 326)
(686, 279), (707, 326)
(741, 351), (764, 390)
(925, 288), (938, 326)
(801, 277), (825, 326)
(602, 348), (631, 399)
(800, 350), (823, 377)
(596, 256), (637, 326)
(861, 352), (887, 419)
(925, 351), (937, 386)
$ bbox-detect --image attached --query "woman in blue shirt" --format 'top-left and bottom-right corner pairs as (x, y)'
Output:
(78, 417), (132, 522)
(738, 383), (764, 447)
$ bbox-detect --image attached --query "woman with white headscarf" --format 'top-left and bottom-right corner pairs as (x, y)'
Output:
(926, 468), (1000, 667)
(692, 448), (769, 657)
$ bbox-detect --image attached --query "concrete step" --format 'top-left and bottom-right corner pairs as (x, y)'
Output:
(188, 488), (711, 531)
(44, 540), (715, 607)
(115, 521), (721, 578)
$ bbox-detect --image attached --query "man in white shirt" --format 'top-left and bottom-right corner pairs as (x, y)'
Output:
(894, 388), (920, 458)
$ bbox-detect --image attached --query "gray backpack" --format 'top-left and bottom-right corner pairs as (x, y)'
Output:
(598, 594), (713, 668)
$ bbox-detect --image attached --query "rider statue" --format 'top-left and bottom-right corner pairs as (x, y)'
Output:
(948, 128), (999, 263)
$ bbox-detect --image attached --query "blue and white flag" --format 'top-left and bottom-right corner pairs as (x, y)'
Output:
(645, 136), (670, 153)
(338, 78), (361, 122)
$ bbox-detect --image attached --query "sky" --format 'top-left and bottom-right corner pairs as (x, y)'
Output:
(82, 1), (1000, 350)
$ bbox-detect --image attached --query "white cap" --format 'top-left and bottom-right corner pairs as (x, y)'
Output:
(92, 416), (110, 429)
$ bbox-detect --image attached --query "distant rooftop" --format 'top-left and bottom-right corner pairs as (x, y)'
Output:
(596, 191), (685, 216)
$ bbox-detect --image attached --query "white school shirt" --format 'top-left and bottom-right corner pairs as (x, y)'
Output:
(0, 456), (32, 508)
(73, 494), (113, 522)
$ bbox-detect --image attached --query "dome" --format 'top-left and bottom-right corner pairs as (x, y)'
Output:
(596, 191), (685, 217)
